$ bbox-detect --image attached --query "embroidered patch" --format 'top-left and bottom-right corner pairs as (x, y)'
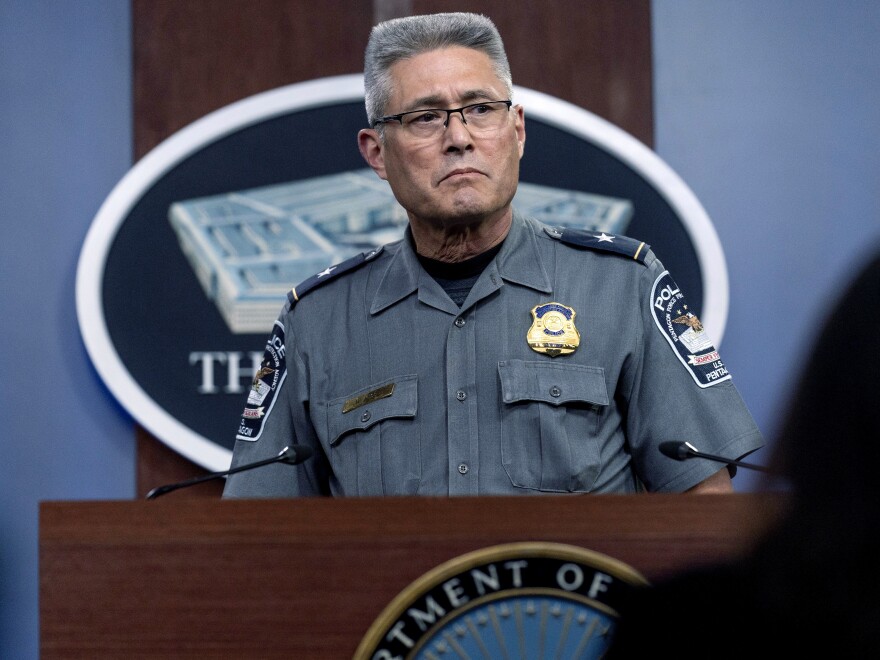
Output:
(650, 271), (730, 388)
(236, 320), (288, 441)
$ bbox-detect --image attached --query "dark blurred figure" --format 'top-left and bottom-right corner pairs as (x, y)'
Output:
(608, 247), (880, 658)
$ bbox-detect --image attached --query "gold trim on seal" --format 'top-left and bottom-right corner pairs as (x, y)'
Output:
(353, 541), (648, 660)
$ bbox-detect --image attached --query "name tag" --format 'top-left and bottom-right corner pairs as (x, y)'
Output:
(342, 383), (395, 413)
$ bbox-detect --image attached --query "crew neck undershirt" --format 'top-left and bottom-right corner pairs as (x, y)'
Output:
(417, 242), (504, 307)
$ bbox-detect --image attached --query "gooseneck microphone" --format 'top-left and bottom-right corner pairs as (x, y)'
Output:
(145, 445), (313, 499)
(659, 441), (773, 474)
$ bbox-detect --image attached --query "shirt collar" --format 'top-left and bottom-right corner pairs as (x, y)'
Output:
(370, 208), (552, 315)
(494, 208), (553, 293)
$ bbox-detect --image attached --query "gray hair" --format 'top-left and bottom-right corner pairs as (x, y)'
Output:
(363, 12), (513, 127)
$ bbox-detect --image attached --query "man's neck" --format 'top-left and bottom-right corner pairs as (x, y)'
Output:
(409, 208), (513, 263)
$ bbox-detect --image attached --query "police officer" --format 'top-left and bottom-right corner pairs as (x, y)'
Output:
(223, 12), (763, 498)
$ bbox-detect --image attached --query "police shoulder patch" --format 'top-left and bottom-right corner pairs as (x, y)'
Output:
(236, 319), (288, 442)
(545, 226), (649, 264)
(650, 270), (731, 388)
(287, 246), (384, 306)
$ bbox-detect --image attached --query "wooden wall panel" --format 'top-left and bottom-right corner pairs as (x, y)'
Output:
(133, 0), (653, 497)
(133, 0), (376, 158)
(410, 0), (653, 145)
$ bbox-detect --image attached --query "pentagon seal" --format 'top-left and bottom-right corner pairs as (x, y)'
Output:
(354, 542), (648, 659)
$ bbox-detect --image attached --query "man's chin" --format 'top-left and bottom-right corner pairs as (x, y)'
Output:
(446, 191), (507, 219)
(423, 206), (511, 231)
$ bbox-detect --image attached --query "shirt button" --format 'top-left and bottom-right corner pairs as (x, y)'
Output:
(456, 390), (467, 401)
(360, 410), (371, 422)
(454, 317), (466, 327)
(458, 463), (469, 474)
(549, 386), (562, 398)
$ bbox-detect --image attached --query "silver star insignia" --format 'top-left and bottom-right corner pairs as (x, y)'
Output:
(317, 266), (336, 277)
(594, 233), (614, 242)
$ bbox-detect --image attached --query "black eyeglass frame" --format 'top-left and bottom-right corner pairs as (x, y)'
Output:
(371, 99), (513, 129)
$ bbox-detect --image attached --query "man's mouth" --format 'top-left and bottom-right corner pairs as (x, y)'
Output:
(441, 168), (484, 182)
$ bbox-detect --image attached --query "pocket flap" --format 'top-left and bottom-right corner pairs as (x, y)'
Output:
(327, 375), (418, 445)
(498, 360), (608, 407)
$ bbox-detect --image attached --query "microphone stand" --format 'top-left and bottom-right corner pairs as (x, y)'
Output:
(145, 445), (311, 499)
(660, 441), (774, 474)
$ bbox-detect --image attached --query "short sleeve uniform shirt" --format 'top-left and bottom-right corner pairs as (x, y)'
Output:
(223, 212), (764, 497)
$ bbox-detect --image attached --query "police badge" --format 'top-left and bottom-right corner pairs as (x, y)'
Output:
(527, 302), (580, 357)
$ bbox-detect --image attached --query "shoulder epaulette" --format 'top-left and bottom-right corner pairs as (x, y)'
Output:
(287, 246), (384, 306)
(544, 226), (650, 264)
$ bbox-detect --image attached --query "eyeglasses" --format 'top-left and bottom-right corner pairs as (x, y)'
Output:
(373, 100), (513, 139)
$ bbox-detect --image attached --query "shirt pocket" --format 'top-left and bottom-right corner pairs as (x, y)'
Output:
(498, 360), (609, 493)
(325, 374), (420, 496)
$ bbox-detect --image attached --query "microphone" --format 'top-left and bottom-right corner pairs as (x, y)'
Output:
(659, 441), (774, 474)
(145, 445), (313, 499)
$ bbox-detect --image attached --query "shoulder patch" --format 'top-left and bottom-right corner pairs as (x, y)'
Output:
(236, 319), (287, 441)
(650, 270), (731, 388)
(544, 226), (649, 263)
(287, 246), (384, 306)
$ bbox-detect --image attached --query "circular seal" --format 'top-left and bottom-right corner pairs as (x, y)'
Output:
(354, 542), (648, 659)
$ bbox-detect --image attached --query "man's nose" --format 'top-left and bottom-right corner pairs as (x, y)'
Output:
(443, 111), (473, 150)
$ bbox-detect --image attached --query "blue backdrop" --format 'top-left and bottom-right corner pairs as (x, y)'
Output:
(2, 1), (878, 657)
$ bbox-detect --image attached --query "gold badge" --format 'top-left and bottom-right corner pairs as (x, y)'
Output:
(527, 302), (580, 357)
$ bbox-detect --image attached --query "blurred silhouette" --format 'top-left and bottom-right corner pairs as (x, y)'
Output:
(607, 246), (880, 658)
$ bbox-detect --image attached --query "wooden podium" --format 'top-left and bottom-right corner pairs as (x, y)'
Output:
(40, 494), (780, 658)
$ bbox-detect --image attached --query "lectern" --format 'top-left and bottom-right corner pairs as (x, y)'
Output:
(40, 494), (779, 658)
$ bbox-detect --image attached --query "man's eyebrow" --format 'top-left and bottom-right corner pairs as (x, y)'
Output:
(404, 89), (499, 111)
(405, 95), (444, 111)
(459, 89), (498, 103)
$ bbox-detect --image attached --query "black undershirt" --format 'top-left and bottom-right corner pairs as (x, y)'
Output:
(417, 243), (503, 307)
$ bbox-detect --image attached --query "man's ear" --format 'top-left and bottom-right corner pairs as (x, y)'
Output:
(513, 104), (526, 159)
(358, 128), (387, 180)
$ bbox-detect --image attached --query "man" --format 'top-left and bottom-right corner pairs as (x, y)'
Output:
(223, 12), (763, 498)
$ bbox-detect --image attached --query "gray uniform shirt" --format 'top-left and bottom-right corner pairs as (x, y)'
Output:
(224, 212), (763, 497)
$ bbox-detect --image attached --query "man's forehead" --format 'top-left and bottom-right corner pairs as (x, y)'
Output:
(387, 47), (505, 109)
